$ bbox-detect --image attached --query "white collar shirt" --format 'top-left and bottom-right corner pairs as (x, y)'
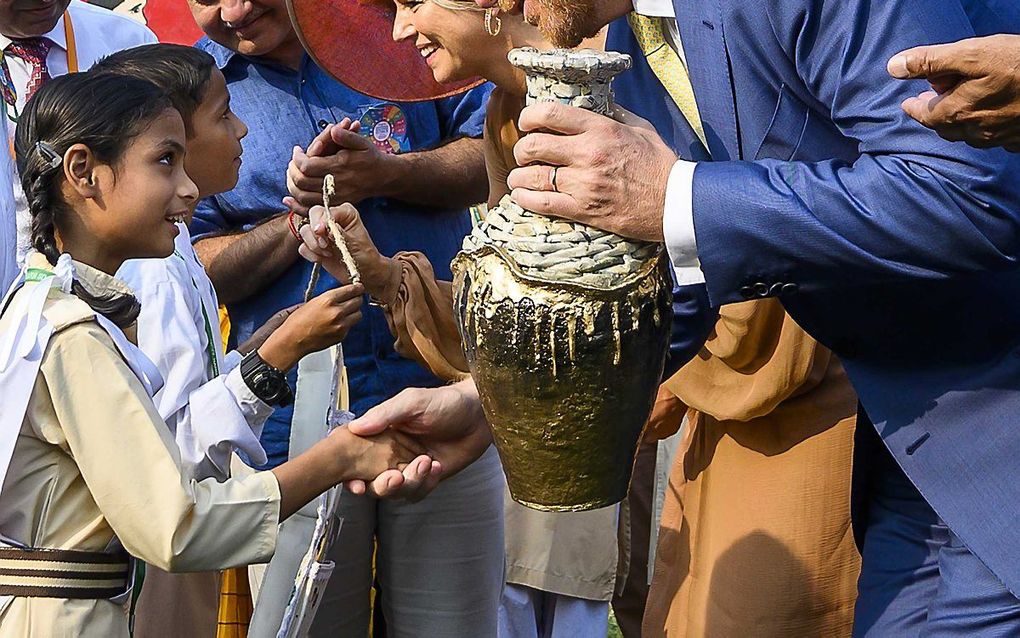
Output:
(1, 1), (156, 270)
(632, 0), (675, 17)
(631, 0), (706, 285)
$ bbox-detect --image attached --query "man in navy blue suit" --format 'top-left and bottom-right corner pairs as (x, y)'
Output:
(498, 0), (1020, 635)
(348, 0), (1020, 634)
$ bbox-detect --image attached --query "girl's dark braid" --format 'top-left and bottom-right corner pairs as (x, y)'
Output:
(25, 157), (62, 265)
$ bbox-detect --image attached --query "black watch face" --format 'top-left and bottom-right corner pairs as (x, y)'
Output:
(253, 371), (282, 401)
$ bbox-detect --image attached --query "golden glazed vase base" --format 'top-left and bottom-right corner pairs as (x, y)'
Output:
(453, 244), (673, 512)
(453, 47), (666, 512)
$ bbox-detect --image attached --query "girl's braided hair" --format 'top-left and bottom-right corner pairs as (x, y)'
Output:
(14, 72), (173, 328)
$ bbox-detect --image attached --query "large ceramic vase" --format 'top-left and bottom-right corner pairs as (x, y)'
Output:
(452, 48), (673, 512)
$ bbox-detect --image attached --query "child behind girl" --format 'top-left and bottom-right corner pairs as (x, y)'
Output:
(0, 71), (433, 638)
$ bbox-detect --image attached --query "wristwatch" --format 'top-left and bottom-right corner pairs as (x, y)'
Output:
(240, 350), (294, 407)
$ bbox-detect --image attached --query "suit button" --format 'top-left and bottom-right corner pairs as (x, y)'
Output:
(753, 282), (770, 298)
(781, 283), (799, 295)
(740, 285), (755, 300)
(906, 432), (931, 456)
(768, 283), (785, 297)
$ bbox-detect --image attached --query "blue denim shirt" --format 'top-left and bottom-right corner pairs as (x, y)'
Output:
(191, 38), (491, 468)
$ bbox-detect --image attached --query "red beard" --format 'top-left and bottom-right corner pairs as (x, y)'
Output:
(525, 0), (603, 48)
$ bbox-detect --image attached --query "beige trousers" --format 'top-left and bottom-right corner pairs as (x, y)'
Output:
(310, 446), (505, 637)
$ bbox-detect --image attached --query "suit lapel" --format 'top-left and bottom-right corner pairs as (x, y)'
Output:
(673, 0), (741, 160)
(606, 19), (710, 162)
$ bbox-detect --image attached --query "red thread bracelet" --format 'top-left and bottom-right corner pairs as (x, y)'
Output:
(287, 209), (302, 241)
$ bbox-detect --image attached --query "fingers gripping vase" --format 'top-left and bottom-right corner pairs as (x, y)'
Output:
(452, 48), (673, 512)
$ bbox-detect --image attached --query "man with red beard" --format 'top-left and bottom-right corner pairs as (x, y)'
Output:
(352, 0), (1020, 635)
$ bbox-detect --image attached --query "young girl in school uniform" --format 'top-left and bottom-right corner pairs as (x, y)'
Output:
(0, 71), (434, 638)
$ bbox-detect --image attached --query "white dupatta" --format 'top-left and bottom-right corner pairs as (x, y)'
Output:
(0, 253), (163, 504)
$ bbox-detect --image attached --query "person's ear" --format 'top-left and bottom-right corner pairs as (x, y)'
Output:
(63, 143), (100, 199)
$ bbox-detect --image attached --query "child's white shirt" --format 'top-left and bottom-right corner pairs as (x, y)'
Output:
(118, 223), (270, 481)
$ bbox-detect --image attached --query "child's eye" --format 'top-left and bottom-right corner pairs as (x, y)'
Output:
(159, 152), (175, 166)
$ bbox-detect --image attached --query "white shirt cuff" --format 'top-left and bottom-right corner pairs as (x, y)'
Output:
(224, 366), (274, 436)
(222, 349), (242, 373)
(662, 159), (706, 286)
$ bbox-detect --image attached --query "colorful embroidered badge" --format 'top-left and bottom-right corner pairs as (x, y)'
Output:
(359, 104), (409, 154)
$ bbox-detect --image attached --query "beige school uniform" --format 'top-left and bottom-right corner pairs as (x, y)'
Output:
(0, 255), (280, 638)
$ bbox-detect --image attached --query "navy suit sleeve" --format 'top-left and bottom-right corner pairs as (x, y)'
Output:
(692, 0), (1020, 306)
(663, 282), (717, 379)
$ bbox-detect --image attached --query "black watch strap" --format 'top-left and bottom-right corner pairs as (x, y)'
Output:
(240, 350), (294, 407)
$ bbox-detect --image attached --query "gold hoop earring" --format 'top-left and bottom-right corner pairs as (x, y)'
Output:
(484, 8), (502, 37)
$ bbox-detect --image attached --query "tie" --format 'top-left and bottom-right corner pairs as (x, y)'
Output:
(3, 38), (52, 107)
(627, 13), (708, 151)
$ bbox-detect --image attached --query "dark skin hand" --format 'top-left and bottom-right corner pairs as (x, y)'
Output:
(889, 34), (1020, 152)
(285, 122), (487, 215)
(257, 285), (365, 371)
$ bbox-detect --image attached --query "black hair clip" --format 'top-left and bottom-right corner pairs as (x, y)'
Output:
(35, 141), (62, 171)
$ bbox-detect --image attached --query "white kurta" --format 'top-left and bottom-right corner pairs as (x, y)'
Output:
(0, 256), (281, 638)
(118, 224), (270, 482)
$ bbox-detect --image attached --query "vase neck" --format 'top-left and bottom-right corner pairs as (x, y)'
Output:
(510, 48), (632, 116)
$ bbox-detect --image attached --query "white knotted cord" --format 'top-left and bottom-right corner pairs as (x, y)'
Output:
(304, 174), (362, 302)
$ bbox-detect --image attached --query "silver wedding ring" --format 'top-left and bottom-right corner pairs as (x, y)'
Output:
(550, 166), (559, 193)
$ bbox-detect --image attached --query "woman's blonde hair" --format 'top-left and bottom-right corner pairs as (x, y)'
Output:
(427, 0), (485, 11)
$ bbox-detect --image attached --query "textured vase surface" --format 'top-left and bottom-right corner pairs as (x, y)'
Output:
(452, 48), (673, 511)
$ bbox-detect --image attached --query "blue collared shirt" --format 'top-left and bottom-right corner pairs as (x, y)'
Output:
(191, 38), (492, 468)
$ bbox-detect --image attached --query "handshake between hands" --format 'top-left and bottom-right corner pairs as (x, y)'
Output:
(333, 380), (492, 502)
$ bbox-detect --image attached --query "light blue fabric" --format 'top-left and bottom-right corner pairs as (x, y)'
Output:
(1, 117), (17, 294)
(498, 584), (610, 638)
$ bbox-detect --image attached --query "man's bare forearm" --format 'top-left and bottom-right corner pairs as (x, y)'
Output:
(382, 137), (488, 208)
(194, 214), (302, 305)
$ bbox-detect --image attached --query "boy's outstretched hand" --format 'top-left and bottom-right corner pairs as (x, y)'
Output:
(256, 285), (364, 372)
